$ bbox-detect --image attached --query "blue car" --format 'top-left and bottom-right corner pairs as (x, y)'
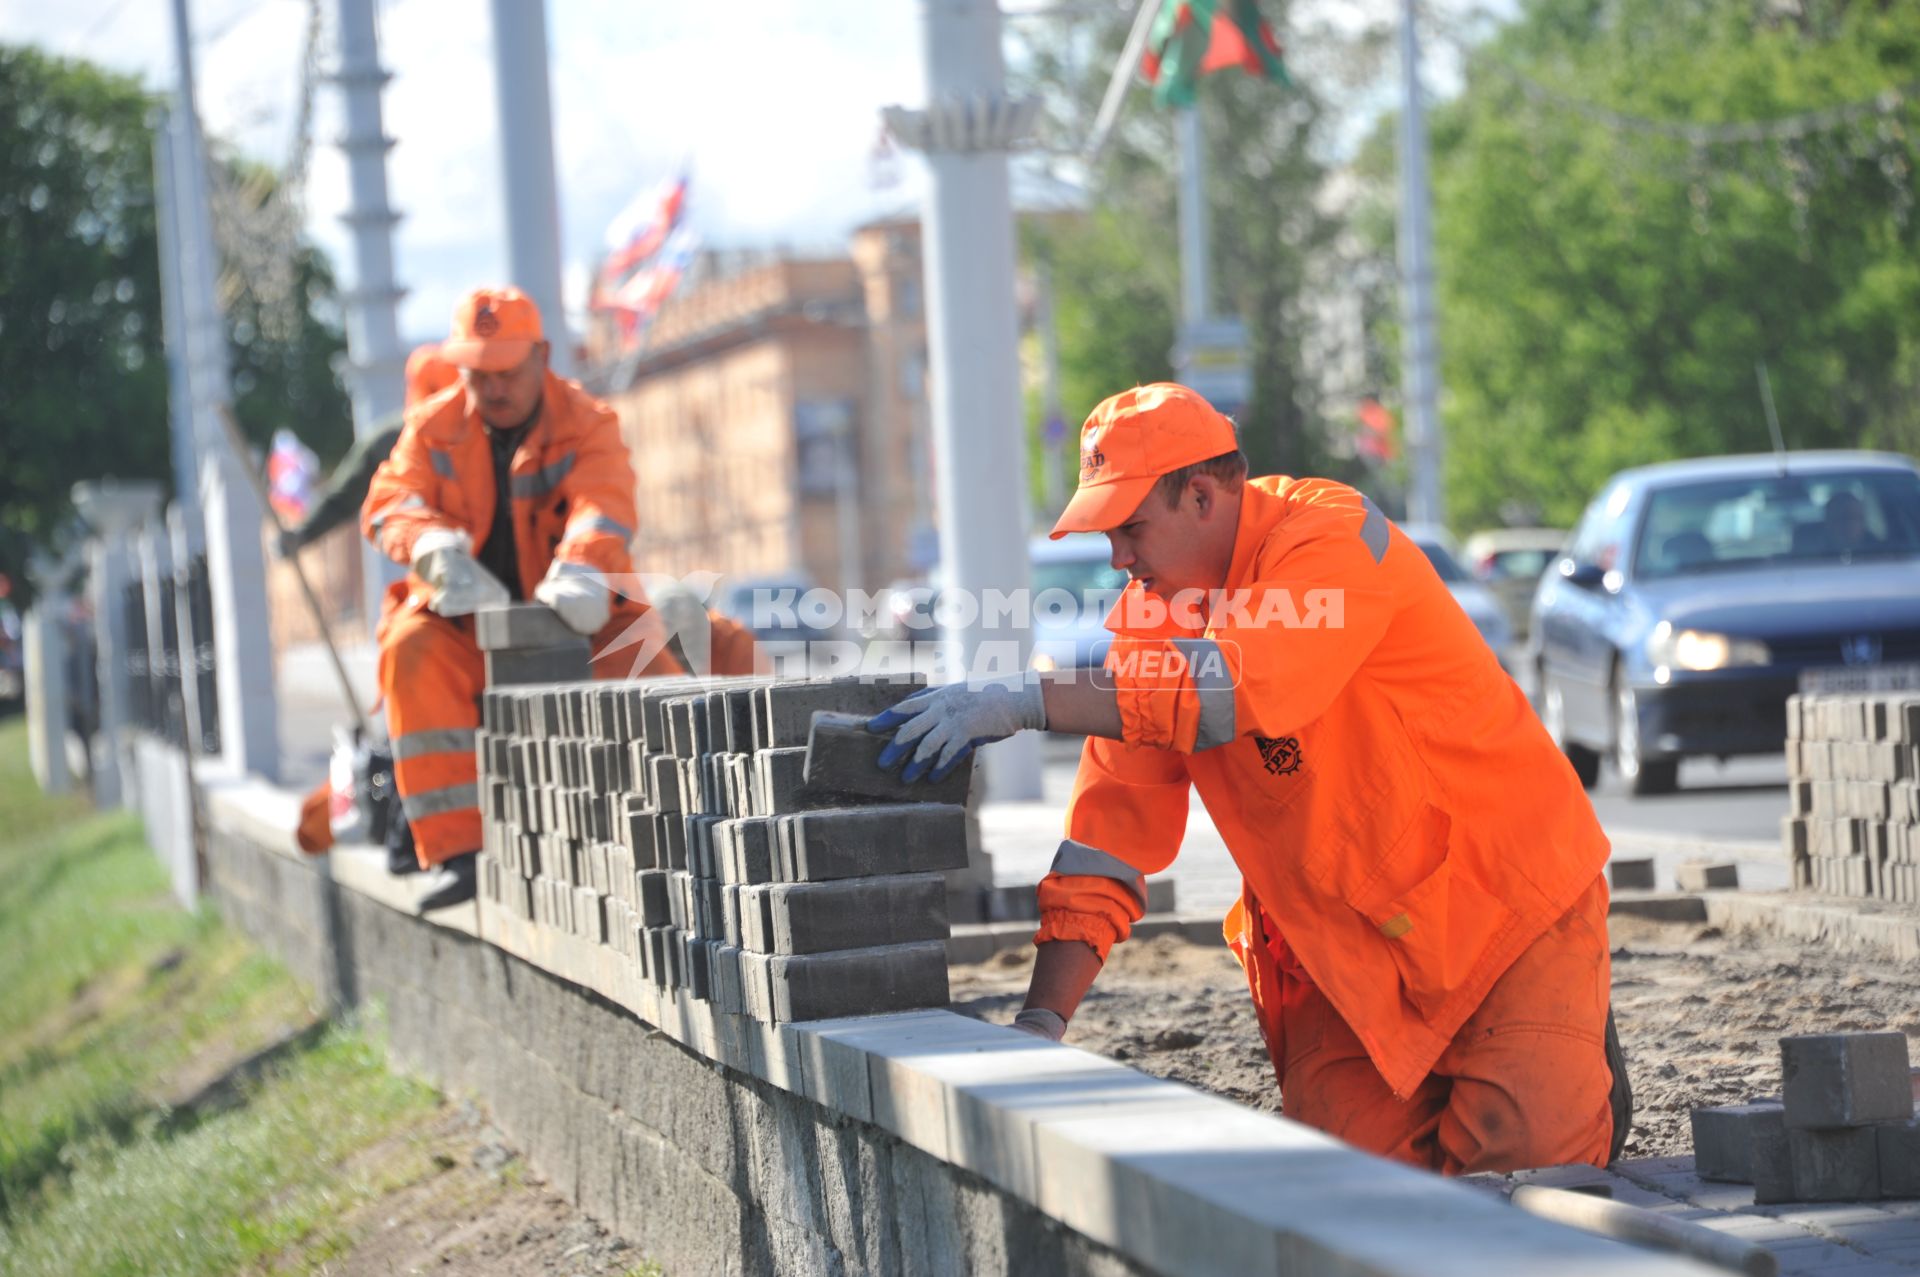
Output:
(1529, 451), (1920, 794)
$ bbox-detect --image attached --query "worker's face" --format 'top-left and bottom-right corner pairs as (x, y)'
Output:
(463, 342), (549, 429)
(1104, 475), (1237, 601)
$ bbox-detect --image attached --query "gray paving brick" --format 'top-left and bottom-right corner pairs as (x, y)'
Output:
(1755, 1106), (1797, 1205)
(765, 940), (949, 1022)
(485, 643), (591, 687)
(1879, 1121), (1920, 1199)
(474, 602), (578, 651)
(766, 873), (949, 955)
(717, 817), (776, 885)
(1783, 1034), (1913, 1129)
(1609, 857), (1656, 891)
(1676, 861), (1740, 891)
(760, 676), (925, 748)
(1789, 1126), (1883, 1202)
(1694, 1101), (1785, 1184)
(802, 711), (974, 807)
(782, 804), (970, 882)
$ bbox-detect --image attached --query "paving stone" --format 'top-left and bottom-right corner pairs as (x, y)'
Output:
(760, 676), (925, 749)
(1783, 1033), (1913, 1129)
(802, 711), (974, 808)
(1609, 857), (1657, 891)
(485, 643), (591, 687)
(1693, 1101), (1785, 1184)
(1676, 861), (1740, 891)
(474, 602), (578, 651)
(782, 804), (970, 882)
(1879, 1120), (1920, 1199)
(1789, 1125), (1883, 1202)
(765, 940), (949, 1022)
(718, 817), (776, 885)
(767, 873), (949, 955)
(1755, 1106), (1798, 1205)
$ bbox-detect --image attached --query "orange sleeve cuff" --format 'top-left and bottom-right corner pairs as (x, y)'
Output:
(1034, 909), (1127, 963)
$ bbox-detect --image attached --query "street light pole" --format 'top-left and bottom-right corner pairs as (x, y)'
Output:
(488, 0), (572, 374)
(884, 0), (1044, 802)
(1397, 0), (1446, 526)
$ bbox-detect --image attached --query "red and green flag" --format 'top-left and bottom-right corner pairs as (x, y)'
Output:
(1140, 0), (1290, 107)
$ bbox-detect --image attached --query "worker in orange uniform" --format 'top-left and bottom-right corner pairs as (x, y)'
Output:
(871, 383), (1631, 1174)
(363, 287), (673, 911)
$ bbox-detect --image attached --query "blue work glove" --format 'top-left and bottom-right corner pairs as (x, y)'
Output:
(867, 677), (1049, 784)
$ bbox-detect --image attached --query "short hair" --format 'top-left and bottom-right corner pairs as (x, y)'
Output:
(1154, 448), (1249, 509)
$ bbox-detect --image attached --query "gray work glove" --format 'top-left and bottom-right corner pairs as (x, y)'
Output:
(868, 676), (1049, 783)
(534, 559), (612, 636)
(1011, 1008), (1068, 1042)
(411, 528), (509, 618)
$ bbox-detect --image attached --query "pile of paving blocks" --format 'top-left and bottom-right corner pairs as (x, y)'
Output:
(1782, 692), (1920, 901)
(473, 667), (981, 1023)
(1692, 1031), (1920, 1202)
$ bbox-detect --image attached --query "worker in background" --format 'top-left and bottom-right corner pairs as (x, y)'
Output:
(363, 287), (677, 911)
(279, 345), (459, 557)
(870, 382), (1631, 1174)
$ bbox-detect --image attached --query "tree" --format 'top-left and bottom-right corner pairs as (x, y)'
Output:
(1392, 0), (1920, 531)
(1012, 0), (1349, 498)
(0, 45), (352, 600)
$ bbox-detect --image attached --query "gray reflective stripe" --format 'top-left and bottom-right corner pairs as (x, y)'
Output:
(512, 452), (576, 499)
(368, 493), (426, 536)
(1049, 839), (1146, 909)
(1170, 637), (1236, 750)
(401, 782), (479, 821)
(1358, 494), (1389, 564)
(428, 448), (455, 478)
(567, 513), (632, 542)
(393, 727), (477, 761)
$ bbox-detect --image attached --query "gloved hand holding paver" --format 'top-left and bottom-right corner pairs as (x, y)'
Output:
(871, 381), (1634, 1177)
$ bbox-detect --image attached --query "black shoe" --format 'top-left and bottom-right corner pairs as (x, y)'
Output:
(384, 807), (420, 876)
(417, 852), (478, 913)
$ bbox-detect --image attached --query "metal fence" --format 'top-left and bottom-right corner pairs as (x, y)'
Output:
(123, 555), (221, 755)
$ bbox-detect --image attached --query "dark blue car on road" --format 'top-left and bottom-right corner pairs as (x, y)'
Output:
(1528, 451), (1920, 794)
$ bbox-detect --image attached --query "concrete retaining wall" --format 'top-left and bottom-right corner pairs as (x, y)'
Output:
(190, 767), (1718, 1277)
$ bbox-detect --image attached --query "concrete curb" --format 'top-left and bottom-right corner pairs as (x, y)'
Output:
(1703, 891), (1920, 963)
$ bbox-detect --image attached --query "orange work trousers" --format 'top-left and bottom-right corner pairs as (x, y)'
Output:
(378, 602), (678, 867)
(1237, 873), (1617, 1175)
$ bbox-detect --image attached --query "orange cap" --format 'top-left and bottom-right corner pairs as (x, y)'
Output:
(439, 287), (544, 372)
(403, 343), (459, 409)
(1049, 383), (1238, 539)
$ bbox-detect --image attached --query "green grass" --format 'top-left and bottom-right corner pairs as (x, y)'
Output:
(0, 717), (437, 1275)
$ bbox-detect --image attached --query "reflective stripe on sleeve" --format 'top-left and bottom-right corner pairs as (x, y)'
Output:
(512, 452), (576, 499)
(1170, 637), (1236, 751)
(401, 781), (479, 821)
(393, 727), (478, 761)
(1048, 839), (1147, 910)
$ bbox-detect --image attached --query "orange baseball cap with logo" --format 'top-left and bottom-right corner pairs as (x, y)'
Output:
(1049, 382), (1239, 539)
(439, 287), (545, 372)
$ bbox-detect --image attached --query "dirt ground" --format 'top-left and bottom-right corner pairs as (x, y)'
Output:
(947, 915), (1920, 1161)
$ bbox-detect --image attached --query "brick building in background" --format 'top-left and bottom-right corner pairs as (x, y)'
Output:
(583, 217), (938, 604)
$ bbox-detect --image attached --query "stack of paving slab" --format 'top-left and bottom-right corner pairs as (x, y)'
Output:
(1692, 1031), (1920, 1202)
(473, 663), (981, 1024)
(1782, 692), (1920, 901)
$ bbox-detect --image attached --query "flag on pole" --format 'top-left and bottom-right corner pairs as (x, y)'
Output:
(600, 170), (688, 285)
(1140, 0), (1289, 107)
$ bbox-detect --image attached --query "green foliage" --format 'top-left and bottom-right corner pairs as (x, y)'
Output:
(0, 44), (352, 598)
(1013, 0), (1344, 505)
(1420, 0), (1920, 530)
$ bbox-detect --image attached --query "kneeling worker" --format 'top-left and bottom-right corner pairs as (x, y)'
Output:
(872, 383), (1630, 1174)
(363, 286), (670, 910)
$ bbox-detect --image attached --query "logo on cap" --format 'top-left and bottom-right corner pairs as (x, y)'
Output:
(474, 305), (500, 338)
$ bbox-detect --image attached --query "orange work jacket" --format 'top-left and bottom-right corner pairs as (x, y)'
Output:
(361, 371), (644, 630)
(1035, 476), (1610, 1097)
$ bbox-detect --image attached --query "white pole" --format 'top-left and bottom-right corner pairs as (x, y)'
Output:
(488, 0), (572, 374)
(1177, 106), (1209, 327)
(1397, 0), (1445, 526)
(168, 0), (282, 782)
(332, 0), (409, 627)
(151, 106), (202, 534)
(23, 583), (72, 795)
(911, 0), (1042, 801)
